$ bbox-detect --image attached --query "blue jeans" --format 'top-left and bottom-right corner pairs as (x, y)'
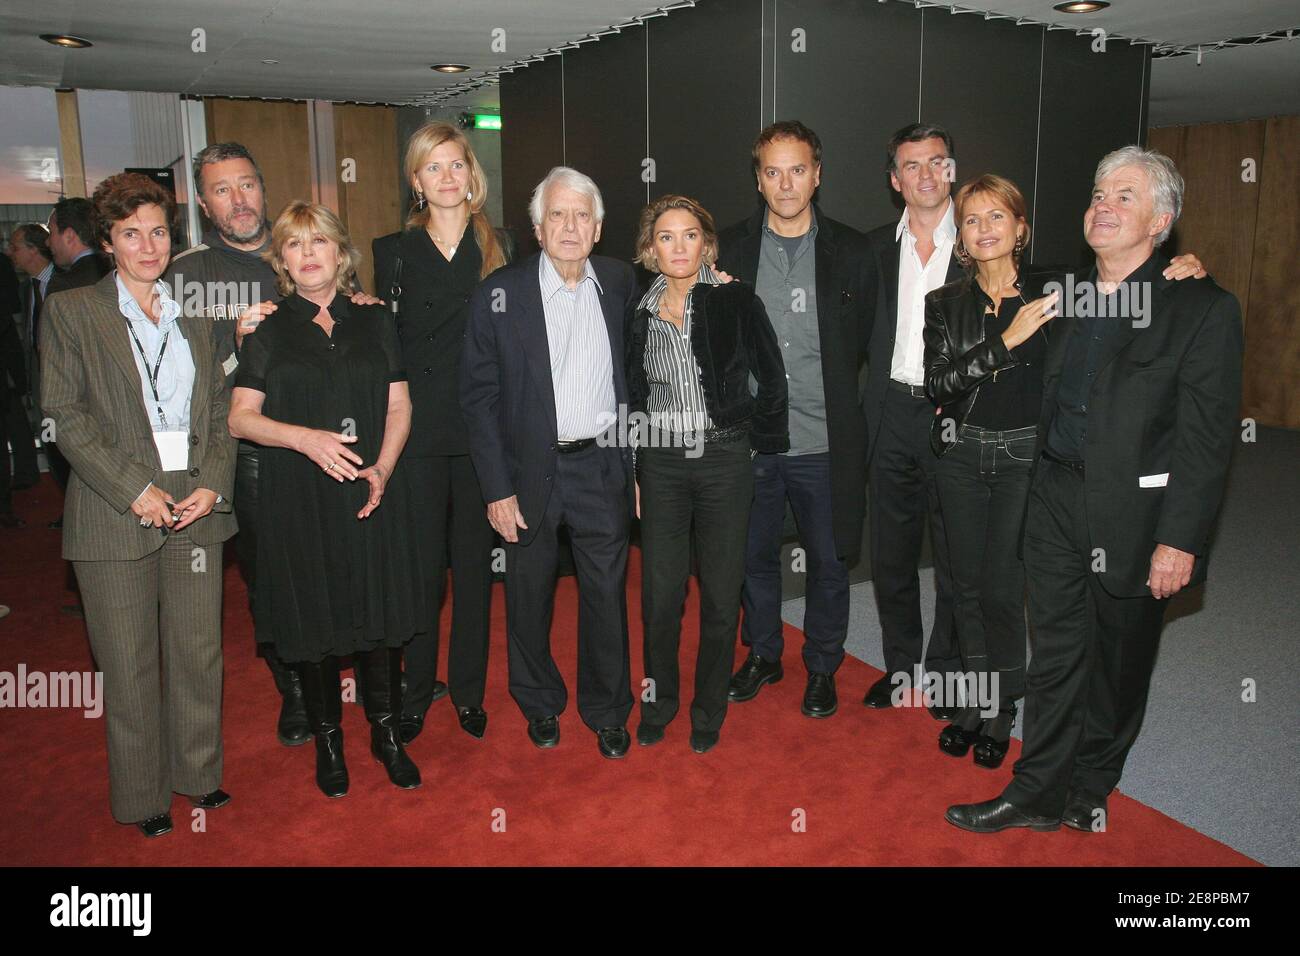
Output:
(741, 452), (850, 674)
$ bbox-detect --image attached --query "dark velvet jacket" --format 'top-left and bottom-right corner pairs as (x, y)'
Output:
(923, 265), (1062, 457)
(626, 279), (789, 456)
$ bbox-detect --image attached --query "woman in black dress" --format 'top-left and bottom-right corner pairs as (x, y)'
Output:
(229, 201), (423, 797)
(372, 121), (512, 743)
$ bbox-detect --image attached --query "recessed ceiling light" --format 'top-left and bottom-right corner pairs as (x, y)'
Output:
(1053, 1), (1110, 12)
(262, 59), (279, 65)
(431, 64), (470, 73)
(40, 34), (93, 49)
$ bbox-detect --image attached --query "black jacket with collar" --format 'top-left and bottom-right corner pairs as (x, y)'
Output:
(923, 264), (1062, 457)
(626, 279), (790, 455)
(716, 203), (874, 563)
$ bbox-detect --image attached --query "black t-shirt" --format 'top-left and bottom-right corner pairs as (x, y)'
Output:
(965, 288), (1048, 431)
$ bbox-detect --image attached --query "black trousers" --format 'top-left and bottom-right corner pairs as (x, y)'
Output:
(504, 443), (632, 731)
(232, 448), (270, 654)
(6, 392), (39, 486)
(934, 427), (1034, 710)
(1003, 456), (1167, 818)
(402, 454), (495, 714)
(639, 439), (753, 734)
(868, 386), (960, 681)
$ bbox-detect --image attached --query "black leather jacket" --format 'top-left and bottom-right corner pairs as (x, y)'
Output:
(923, 265), (1061, 457)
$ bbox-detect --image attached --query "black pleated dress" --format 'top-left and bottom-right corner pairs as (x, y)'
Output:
(235, 292), (426, 663)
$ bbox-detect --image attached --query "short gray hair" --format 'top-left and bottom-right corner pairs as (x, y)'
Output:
(528, 166), (605, 225)
(1094, 145), (1184, 246)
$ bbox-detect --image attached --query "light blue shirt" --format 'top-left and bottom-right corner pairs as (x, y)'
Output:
(115, 273), (194, 434)
(538, 254), (615, 441)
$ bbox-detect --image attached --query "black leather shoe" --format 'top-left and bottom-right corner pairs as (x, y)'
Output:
(189, 788), (231, 810)
(1062, 793), (1107, 832)
(528, 715), (560, 749)
(945, 797), (1060, 833)
(429, 679), (447, 702)
(137, 812), (173, 837)
(924, 700), (957, 721)
(299, 657), (349, 798)
(862, 674), (895, 708)
(266, 654), (311, 747)
(398, 712), (425, 745)
(939, 723), (982, 757)
(689, 729), (719, 754)
(801, 671), (838, 717)
(597, 726), (630, 759)
(729, 652), (783, 702)
(636, 722), (665, 747)
(360, 648), (421, 789)
(314, 728), (350, 797)
(48, 516), (63, 530)
(457, 706), (488, 739)
(973, 704), (1018, 769)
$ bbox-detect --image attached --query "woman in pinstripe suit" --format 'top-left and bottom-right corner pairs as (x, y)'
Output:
(40, 173), (238, 838)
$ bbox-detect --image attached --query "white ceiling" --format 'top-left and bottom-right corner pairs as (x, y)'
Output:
(0, 1), (1295, 123)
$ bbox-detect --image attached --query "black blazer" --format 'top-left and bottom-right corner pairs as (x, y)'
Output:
(862, 221), (964, 464)
(46, 252), (110, 298)
(372, 226), (514, 457)
(1031, 253), (1243, 597)
(460, 252), (638, 545)
(626, 279), (790, 455)
(716, 204), (875, 563)
(923, 265), (1061, 457)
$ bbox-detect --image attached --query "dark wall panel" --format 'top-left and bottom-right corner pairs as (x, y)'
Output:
(774, 0), (921, 232)
(648, 0), (765, 235)
(562, 30), (647, 263)
(919, 10), (1042, 237)
(1035, 33), (1150, 267)
(499, 56), (564, 256)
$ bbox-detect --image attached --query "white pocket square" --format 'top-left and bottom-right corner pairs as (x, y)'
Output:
(222, 352), (239, 377)
(1139, 473), (1169, 488)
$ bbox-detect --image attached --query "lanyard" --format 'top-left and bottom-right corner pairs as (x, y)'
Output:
(125, 319), (172, 429)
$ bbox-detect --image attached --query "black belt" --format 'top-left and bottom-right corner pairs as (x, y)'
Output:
(1042, 448), (1085, 475)
(556, 437), (597, 454)
(888, 379), (928, 399)
(959, 424), (1038, 443)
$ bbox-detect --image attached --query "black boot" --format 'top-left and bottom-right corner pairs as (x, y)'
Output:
(265, 650), (311, 746)
(359, 647), (421, 789)
(298, 656), (349, 798)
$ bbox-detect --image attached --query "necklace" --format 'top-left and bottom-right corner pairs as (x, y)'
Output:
(426, 222), (464, 259)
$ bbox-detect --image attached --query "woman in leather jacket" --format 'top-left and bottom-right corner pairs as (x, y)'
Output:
(626, 194), (788, 754)
(922, 174), (1058, 769)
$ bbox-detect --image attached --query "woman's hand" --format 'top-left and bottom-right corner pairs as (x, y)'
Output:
(1001, 291), (1059, 350)
(356, 463), (387, 518)
(295, 429), (363, 480)
(349, 291), (385, 307)
(170, 488), (219, 530)
(235, 300), (277, 347)
(131, 483), (178, 529)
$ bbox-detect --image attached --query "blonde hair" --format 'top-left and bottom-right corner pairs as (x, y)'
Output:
(634, 195), (718, 273)
(403, 121), (505, 279)
(953, 174), (1031, 267)
(265, 201), (361, 296)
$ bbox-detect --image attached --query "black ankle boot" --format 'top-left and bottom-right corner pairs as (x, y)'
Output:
(265, 650), (311, 746)
(298, 656), (349, 797)
(973, 703), (1018, 769)
(359, 647), (421, 789)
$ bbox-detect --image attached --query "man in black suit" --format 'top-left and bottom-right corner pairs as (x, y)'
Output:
(0, 252), (27, 526)
(946, 146), (1243, 833)
(5, 225), (52, 495)
(716, 121), (875, 718)
(461, 166), (637, 759)
(860, 123), (964, 717)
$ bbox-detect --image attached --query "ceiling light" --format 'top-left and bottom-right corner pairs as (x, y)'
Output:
(261, 59), (279, 65)
(431, 64), (470, 73)
(1053, 1), (1110, 12)
(40, 34), (93, 48)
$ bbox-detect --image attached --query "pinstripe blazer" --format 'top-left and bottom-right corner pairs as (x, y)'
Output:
(39, 271), (237, 561)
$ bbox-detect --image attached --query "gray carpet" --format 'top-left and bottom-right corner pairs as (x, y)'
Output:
(782, 425), (1299, 866)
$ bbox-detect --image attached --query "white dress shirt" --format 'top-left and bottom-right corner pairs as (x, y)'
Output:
(538, 254), (616, 441)
(889, 198), (957, 386)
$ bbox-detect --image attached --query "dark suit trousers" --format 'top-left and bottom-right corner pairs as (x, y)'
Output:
(403, 454), (495, 713)
(868, 388), (960, 680)
(74, 527), (225, 823)
(6, 392), (38, 485)
(741, 451), (850, 673)
(505, 443), (632, 731)
(232, 448), (266, 653)
(1003, 457), (1167, 818)
(639, 439), (753, 734)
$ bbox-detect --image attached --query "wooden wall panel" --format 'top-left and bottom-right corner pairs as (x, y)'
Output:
(1242, 115), (1300, 429)
(333, 103), (401, 292)
(204, 98), (311, 226)
(1148, 120), (1264, 313)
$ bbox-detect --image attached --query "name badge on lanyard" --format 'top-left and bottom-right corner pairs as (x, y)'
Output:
(126, 317), (189, 472)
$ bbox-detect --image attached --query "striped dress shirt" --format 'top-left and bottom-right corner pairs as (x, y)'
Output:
(638, 264), (717, 440)
(539, 254), (616, 441)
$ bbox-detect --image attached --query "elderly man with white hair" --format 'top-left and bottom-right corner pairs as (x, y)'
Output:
(946, 146), (1244, 833)
(461, 166), (639, 758)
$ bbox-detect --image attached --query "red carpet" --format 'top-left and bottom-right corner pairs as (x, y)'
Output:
(1, 476), (1257, 866)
